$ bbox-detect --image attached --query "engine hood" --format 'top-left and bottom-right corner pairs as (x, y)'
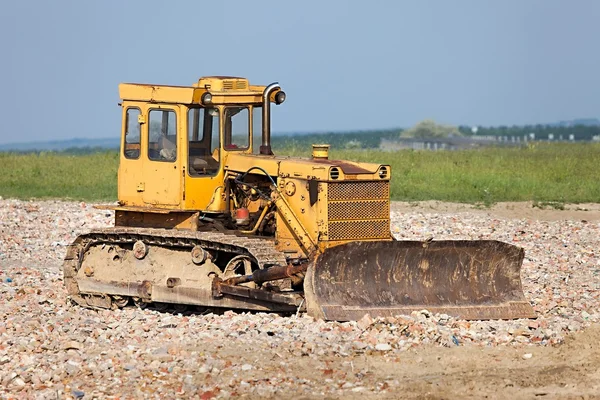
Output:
(224, 153), (388, 181)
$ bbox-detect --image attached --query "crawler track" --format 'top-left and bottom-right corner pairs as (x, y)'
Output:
(63, 227), (288, 309)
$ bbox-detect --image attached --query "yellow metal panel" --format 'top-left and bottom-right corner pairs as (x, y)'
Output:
(183, 171), (227, 211)
(277, 157), (389, 182)
(274, 177), (322, 257)
(118, 102), (183, 208)
(119, 83), (199, 104)
(142, 161), (181, 206)
(224, 153), (281, 176)
(180, 106), (226, 211)
(208, 94), (264, 104)
(141, 105), (182, 207)
(118, 103), (145, 207)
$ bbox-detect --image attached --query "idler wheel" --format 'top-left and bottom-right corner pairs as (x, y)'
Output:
(133, 241), (148, 260)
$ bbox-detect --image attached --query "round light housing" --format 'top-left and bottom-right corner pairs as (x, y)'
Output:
(378, 166), (388, 179)
(201, 92), (213, 105)
(275, 91), (286, 105)
(330, 167), (340, 180)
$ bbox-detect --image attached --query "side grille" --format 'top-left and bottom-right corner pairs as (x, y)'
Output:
(327, 181), (390, 241)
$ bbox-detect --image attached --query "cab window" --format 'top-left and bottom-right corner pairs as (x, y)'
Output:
(224, 107), (249, 150)
(148, 109), (177, 162)
(188, 107), (220, 176)
(124, 108), (141, 159)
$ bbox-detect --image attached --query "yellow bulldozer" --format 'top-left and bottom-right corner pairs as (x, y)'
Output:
(63, 76), (535, 321)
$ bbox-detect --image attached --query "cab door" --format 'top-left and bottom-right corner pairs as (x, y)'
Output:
(118, 105), (145, 206)
(141, 106), (182, 206)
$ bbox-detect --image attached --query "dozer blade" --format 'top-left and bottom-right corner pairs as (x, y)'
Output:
(303, 240), (535, 321)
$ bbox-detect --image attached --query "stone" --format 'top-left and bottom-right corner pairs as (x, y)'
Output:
(357, 314), (374, 330)
(13, 377), (26, 387)
(241, 364), (253, 371)
(353, 341), (368, 350)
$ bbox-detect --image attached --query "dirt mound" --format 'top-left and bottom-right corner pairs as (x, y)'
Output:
(365, 325), (600, 399)
(557, 323), (600, 362)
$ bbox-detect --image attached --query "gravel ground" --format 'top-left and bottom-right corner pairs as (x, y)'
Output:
(1, 199), (599, 399)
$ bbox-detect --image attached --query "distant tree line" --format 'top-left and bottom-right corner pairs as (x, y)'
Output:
(5, 122), (600, 156)
(5, 147), (119, 156)
(400, 120), (462, 139)
(269, 130), (399, 150)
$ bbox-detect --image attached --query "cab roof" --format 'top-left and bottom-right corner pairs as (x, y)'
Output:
(119, 76), (270, 105)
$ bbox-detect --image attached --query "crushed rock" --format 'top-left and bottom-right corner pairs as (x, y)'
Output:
(0, 199), (599, 397)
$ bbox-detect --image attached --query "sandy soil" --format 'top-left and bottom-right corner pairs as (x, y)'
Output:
(392, 201), (600, 222)
(198, 324), (600, 399)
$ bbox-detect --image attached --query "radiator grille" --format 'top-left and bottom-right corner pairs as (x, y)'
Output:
(328, 220), (390, 240)
(328, 181), (389, 201)
(328, 200), (389, 221)
(326, 181), (390, 241)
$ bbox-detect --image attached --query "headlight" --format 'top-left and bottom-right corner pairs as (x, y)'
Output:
(378, 166), (388, 179)
(330, 167), (340, 180)
(201, 92), (213, 105)
(275, 91), (286, 105)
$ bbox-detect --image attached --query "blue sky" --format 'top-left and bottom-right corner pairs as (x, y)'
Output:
(0, 0), (598, 144)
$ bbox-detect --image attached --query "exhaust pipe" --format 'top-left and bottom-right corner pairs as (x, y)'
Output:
(260, 82), (280, 155)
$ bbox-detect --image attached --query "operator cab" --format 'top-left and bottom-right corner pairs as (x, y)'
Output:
(117, 76), (285, 210)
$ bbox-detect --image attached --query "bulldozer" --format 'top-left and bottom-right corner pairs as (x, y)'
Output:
(63, 76), (535, 321)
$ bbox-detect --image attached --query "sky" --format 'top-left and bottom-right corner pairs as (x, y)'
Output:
(0, 0), (599, 145)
